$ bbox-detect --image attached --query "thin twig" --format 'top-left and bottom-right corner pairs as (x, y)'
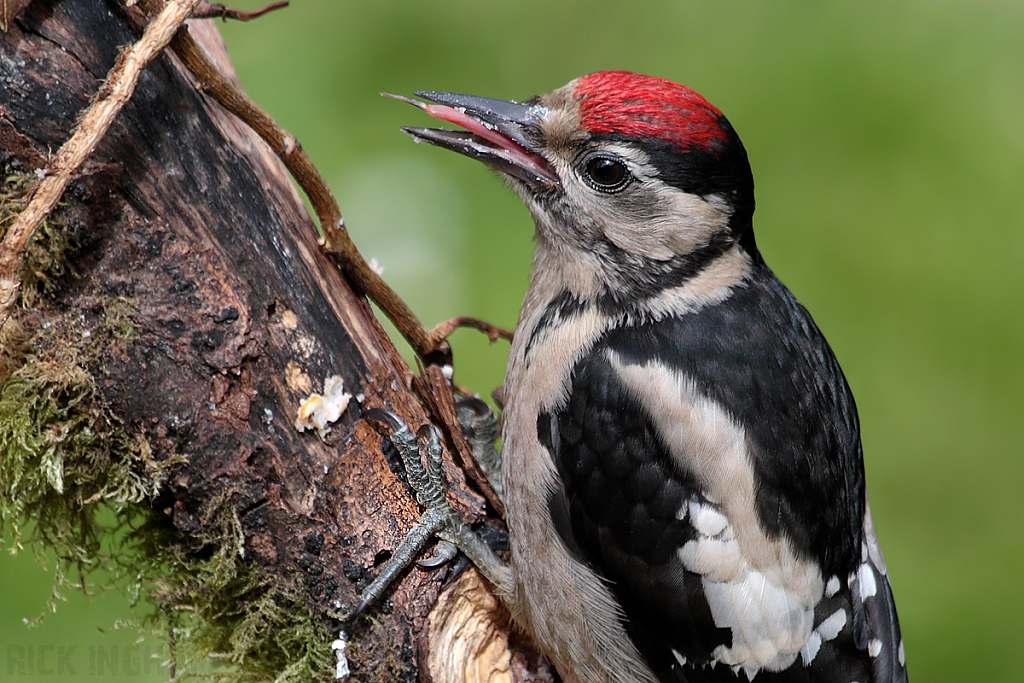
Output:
(134, 0), (441, 359)
(0, 0), (203, 331)
(191, 1), (289, 22)
(428, 317), (514, 345)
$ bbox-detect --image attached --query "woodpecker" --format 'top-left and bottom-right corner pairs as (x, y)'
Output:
(385, 71), (907, 683)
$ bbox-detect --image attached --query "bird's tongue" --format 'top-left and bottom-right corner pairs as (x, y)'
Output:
(419, 102), (556, 182)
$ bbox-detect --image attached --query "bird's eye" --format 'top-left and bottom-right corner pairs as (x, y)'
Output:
(583, 156), (630, 191)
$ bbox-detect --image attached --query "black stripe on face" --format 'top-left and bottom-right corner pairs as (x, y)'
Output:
(596, 228), (735, 312)
(523, 289), (588, 360)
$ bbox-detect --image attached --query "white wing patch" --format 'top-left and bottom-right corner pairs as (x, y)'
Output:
(678, 499), (816, 672)
(689, 499), (729, 537)
(612, 355), (825, 673)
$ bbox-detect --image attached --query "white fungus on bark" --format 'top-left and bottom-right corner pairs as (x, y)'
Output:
(295, 375), (352, 438)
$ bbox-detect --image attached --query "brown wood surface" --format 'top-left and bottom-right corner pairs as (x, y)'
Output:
(0, 1), (555, 680)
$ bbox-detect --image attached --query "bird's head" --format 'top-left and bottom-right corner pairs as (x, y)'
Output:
(393, 71), (757, 307)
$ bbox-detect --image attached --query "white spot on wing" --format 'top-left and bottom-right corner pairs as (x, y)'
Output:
(799, 632), (821, 665)
(898, 640), (905, 666)
(825, 575), (840, 598)
(799, 608), (847, 665)
(817, 609), (847, 641)
(690, 500), (729, 537)
(672, 649), (687, 667)
(868, 639), (883, 657)
(857, 562), (878, 601)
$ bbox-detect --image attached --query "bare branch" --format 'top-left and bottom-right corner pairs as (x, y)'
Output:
(191, 1), (288, 22)
(429, 316), (514, 347)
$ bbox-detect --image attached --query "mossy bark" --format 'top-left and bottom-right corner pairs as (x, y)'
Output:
(0, 1), (554, 681)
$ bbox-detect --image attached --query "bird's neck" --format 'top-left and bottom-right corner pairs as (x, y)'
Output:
(521, 233), (755, 331)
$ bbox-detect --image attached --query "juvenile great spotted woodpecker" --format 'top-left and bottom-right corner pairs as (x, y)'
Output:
(368, 71), (907, 683)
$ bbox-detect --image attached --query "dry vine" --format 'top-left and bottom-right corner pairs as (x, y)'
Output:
(191, 0), (289, 21)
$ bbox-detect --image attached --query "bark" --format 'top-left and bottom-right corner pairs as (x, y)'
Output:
(0, 1), (553, 681)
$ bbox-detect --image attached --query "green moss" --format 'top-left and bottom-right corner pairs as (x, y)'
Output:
(0, 318), (334, 682)
(123, 502), (335, 682)
(102, 297), (137, 343)
(0, 315), (31, 386)
(119, 487), (336, 683)
(0, 174), (72, 309)
(0, 338), (155, 559)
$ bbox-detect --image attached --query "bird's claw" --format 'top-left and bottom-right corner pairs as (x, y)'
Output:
(456, 397), (503, 498)
(418, 540), (458, 568)
(351, 408), (511, 623)
(351, 409), (459, 622)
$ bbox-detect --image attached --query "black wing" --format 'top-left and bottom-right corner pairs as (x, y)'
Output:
(538, 265), (907, 682)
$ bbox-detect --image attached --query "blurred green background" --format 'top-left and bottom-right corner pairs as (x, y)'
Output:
(4, 0), (1022, 680)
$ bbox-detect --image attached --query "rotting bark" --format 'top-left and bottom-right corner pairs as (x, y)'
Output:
(0, 1), (555, 681)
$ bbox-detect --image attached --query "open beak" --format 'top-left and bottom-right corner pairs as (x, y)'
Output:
(385, 90), (560, 189)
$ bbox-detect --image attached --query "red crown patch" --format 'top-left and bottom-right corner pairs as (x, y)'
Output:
(575, 71), (727, 153)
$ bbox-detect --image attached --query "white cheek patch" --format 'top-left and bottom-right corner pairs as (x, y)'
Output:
(550, 143), (732, 261)
(597, 186), (731, 261)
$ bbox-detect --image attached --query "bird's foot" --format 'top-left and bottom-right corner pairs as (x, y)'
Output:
(456, 396), (503, 500)
(353, 409), (510, 620)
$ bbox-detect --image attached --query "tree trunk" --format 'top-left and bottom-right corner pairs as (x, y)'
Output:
(0, 1), (553, 681)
